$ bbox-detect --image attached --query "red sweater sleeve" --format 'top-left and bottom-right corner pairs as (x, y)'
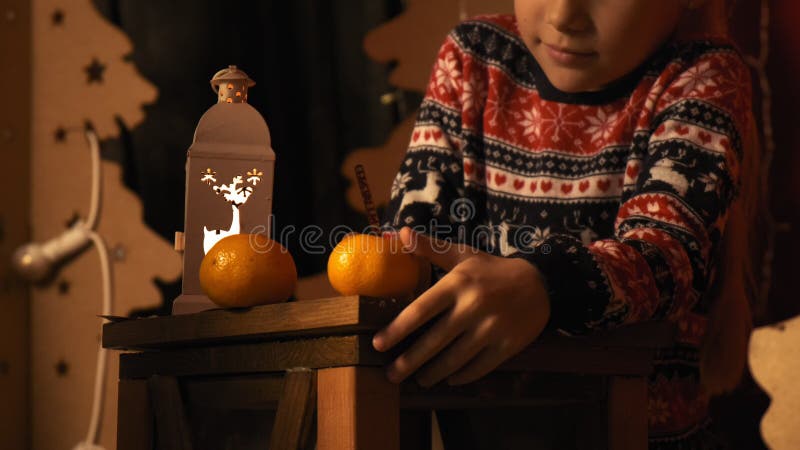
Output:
(515, 49), (753, 334)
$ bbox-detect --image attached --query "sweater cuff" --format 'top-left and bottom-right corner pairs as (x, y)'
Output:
(509, 235), (604, 335)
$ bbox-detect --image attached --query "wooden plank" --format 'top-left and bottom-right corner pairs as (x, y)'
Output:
(117, 379), (154, 450)
(434, 410), (477, 450)
(269, 368), (317, 450)
(120, 334), (659, 381)
(119, 335), (387, 379)
(0, 0), (31, 448)
(181, 371), (602, 412)
(317, 366), (400, 450)
(147, 375), (193, 450)
(607, 376), (648, 450)
(104, 296), (674, 352)
(103, 296), (406, 350)
(400, 411), (431, 450)
(538, 321), (676, 349)
(400, 372), (604, 410)
(183, 374), (284, 410)
(499, 345), (655, 376)
(575, 398), (608, 450)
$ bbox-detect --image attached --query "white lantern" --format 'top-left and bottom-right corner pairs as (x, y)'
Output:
(172, 66), (276, 314)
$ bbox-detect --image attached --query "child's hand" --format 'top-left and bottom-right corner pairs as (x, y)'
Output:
(372, 227), (551, 387)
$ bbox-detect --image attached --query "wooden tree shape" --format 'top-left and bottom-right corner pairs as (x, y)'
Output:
(364, 0), (514, 92)
(31, 1), (181, 449)
(750, 316), (800, 450)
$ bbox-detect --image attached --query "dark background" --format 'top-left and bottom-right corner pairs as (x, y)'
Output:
(90, 1), (800, 448)
(92, 0), (420, 312)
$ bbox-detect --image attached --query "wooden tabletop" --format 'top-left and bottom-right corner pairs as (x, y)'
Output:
(104, 296), (676, 379)
(103, 296), (404, 350)
(103, 295), (675, 351)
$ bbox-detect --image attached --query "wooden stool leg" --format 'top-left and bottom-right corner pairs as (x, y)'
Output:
(270, 368), (317, 450)
(147, 375), (193, 450)
(118, 379), (154, 450)
(435, 410), (478, 450)
(400, 410), (432, 450)
(575, 400), (607, 450)
(608, 376), (648, 450)
(317, 366), (399, 450)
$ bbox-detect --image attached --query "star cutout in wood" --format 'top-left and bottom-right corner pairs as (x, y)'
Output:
(51, 9), (65, 26)
(55, 360), (69, 377)
(54, 127), (67, 142)
(85, 58), (106, 84)
(112, 243), (127, 262)
(57, 279), (70, 295)
(64, 211), (81, 228)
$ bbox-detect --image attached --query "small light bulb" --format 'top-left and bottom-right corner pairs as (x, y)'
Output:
(12, 243), (53, 282)
(11, 223), (91, 283)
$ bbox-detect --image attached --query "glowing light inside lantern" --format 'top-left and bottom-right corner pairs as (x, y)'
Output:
(201, 170), (263, 254)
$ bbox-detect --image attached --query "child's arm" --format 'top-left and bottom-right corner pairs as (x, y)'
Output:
(376, 31), (552, 388)
(381, 31), (469, 283)
(380, 46), (466, 236)
(513, 48), (753, 336)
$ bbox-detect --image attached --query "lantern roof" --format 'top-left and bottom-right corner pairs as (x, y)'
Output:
(190, 102), (273, 158)
(210, 65), (256, 89)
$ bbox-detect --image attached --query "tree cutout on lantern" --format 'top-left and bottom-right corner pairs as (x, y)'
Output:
(173, 66), (276, 315)
(200, 168), (217, 185)
(202, 172), (263, 254)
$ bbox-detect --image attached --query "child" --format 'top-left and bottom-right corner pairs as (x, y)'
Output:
(374, 0), (758, 448)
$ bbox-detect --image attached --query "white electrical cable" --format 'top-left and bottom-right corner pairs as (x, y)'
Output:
(84, 128), (102, 231)
(79, 231), (112, 449)
(71, 127), (111, 450)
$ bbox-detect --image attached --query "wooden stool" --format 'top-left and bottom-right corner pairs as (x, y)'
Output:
(103, 296), (674, 450)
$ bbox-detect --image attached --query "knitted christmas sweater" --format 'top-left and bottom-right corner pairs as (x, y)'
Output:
(382, 14), (752, 448)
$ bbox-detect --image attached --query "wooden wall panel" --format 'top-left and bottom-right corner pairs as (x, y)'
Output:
(29, 1), (182, 449)
(0, 0), (31, 449)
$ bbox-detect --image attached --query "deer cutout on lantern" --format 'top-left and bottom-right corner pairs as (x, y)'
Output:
(394, 156), (445, 226)
(202, 169), (263, 253)
(563, 209), (599, 246)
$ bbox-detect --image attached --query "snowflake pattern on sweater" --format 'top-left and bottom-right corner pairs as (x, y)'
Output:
(382, 15), (752, 447)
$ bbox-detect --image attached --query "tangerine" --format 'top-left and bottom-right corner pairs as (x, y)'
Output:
(199, 234), (297, 308)
(327, 233), (419, 298)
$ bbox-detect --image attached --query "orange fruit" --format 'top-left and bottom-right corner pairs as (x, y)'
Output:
(327, 233), (419, 298)
(199, 233), (297, 308)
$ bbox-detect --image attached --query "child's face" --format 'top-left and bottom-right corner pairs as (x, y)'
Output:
(515, 0), (686, 93)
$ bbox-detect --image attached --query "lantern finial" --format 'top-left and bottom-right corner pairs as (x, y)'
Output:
(210, 65), (255, 104)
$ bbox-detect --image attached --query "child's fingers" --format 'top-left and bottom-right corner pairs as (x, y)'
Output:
(385, 306), (465, 383)
(399, 227), (480, 271)
(372, 280), (455, 352)
(446, 344), (507, 386)
(413, 257), (432, 298)
(415, 323), (490, 387)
